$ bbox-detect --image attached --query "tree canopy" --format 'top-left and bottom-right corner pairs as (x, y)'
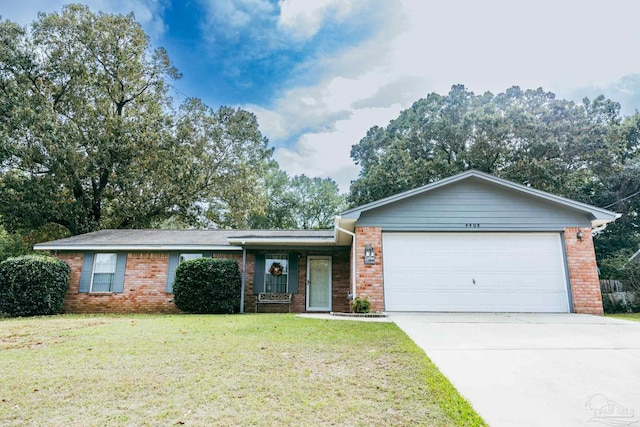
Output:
(248, 166), (345, 229)
(0, 4), (183, 234)
(0, 3), (345, 258)
(0, 4), (342, 246)
(349, 85), (640, 261)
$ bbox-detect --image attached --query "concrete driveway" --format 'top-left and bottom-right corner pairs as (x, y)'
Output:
(389, 313), (640, 427)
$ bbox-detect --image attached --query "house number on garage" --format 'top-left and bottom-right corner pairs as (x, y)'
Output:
(465, 223), (480, 228)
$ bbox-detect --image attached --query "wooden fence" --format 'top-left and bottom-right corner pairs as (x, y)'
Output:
(600, 279), (624, 293)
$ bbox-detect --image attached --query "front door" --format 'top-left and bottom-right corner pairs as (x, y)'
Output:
(306, 256), (332, 311)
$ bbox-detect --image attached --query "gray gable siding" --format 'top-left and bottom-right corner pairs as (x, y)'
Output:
(356, 179), (592, 231)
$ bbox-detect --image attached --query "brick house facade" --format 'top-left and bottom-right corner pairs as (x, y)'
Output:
(37, 170), (619, 315)
(49, 242), (351, 314)
(352, 225), (606, 314)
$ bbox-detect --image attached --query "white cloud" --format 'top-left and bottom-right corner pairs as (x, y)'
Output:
(274, 105), (404, 192)
(6, 0), (640, 194)
(250, 0), (640, 192)
(277, 0), (363, 41)
(200, 0), (274, 31)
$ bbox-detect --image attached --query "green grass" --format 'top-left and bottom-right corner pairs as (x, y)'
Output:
(607, 313), (640, 322)
(0, 314), (485, 426)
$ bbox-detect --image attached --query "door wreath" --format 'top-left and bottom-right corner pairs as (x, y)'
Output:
(269, 261), (284, 276)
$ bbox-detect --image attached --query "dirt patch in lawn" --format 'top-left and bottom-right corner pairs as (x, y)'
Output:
(0, 316), (118, 350)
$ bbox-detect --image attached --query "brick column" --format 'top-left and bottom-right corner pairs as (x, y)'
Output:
(564, 227), (604, 315)
(355, 226), (384, 312)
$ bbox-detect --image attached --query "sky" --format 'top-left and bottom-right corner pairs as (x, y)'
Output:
(2, 0), (640, 192)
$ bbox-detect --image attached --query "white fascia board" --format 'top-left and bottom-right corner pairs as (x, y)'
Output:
(33, 245), (242, 251)
(226, 237), (336, 246)
(340, 170), (621, 223)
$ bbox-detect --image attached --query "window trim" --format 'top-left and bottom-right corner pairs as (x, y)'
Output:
(89, 252), (117, 293)
(264, 254), (289, 293)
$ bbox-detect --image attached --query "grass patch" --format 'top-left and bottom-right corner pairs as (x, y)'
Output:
(607, 313), (640, 322)
(0, 314), (485, 426)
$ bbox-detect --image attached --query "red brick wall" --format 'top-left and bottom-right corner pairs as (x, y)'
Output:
(58, 253), (180, 314)
(564, 227), (604, 315)
(354, 227), (384, 312)
(56, 249), (349, 314)
(332, 251), (351, 313)
(246, 250), (351, 313)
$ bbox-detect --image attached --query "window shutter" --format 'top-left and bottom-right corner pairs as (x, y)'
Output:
(288, 254), (299, 294)
(111, 252), (127, 293)
(253, 254), (265, 294)
(78, 252), (94, 293)
(166, 253), (180, 293)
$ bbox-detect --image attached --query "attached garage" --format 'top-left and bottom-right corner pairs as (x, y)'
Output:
(338, 170), (621, 314)
(382, 232), (570, 312)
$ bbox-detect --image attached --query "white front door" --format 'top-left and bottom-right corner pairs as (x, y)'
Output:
(306, 256), (332, 311)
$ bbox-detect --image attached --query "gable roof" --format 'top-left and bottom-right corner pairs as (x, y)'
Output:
(34, 229), (338, 251)
(339, 170), (620, 228)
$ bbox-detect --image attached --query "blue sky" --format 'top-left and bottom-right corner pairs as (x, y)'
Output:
(3, 0), (640, 191)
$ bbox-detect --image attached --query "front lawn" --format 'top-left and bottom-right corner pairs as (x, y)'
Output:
(0, 314), (485, 426)
(607, 313), (640, 322)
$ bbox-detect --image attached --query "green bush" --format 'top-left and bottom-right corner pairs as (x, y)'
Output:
(599, 250), (640, 291)
(351, 296), (371, 314)
(602, 294), (626, 314)
(0, 255), (70, 317)
(173, 258), (241, 314)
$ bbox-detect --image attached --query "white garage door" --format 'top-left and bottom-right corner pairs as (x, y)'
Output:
(382, 233), (570, 312)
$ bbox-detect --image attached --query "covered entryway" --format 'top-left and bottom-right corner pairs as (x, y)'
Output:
(382, 232), (570, 312)
(306, 256), (332, 311)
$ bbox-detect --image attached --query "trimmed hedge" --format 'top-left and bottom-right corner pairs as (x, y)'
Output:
(0, 255), (71, 317)
(173, 258), (241, 314)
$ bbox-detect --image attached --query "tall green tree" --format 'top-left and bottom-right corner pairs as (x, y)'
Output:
(249, 167), (345, 229)
(176, 99), (273, 229)
(0, 4), (275, 235)
(290, 175), (345, 229)
(348, 85), (640, 261)
(0, 4), (182, 234)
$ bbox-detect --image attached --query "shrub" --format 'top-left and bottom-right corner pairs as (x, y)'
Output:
(0, 255), (70, 317)
(351, 296), (371, 314)
(599, 250), (640, 292)
(173, 258), (241, 314)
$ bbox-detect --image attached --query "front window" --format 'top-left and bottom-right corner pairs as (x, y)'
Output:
(265, 254), (288, 293)
(179, 253), (203, 263)
(91, 253), (117, 292)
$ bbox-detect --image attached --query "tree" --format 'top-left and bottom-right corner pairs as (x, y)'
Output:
(348, 85), (640, 262)
(247, 166), (299, 229)
(249, 167), (345, 229)
(175, 99), (273, 229)
(290, 175), (345, 229)
(0, 5), (276, 235)
(0, 5), (183, 234)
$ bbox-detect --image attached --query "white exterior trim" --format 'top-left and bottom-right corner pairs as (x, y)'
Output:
(35, 244), (242, 251)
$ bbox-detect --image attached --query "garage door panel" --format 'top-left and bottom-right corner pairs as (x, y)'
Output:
(386, 273), (566, 291)
(386, 290), (569, 312)
(382, 233), (570, 312)
(387, 257), (561, 274)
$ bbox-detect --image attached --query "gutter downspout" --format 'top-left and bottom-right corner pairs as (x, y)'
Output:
(335, 225), (357, 300)
(240, 245), (246, 313)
